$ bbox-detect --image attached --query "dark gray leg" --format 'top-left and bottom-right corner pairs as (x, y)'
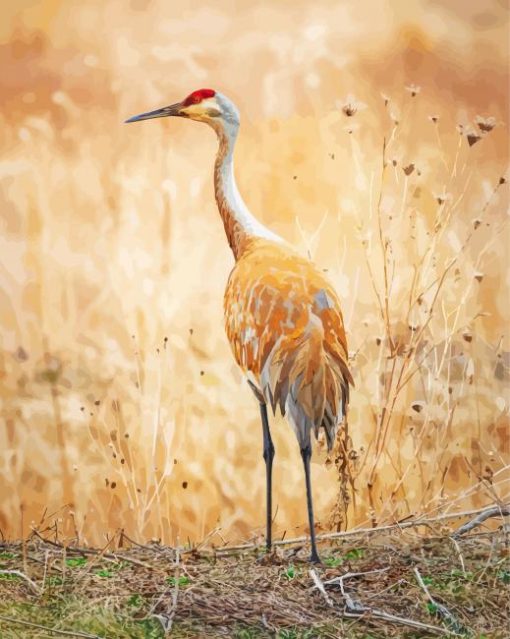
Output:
(260, 403), (275, 551)
(300, 442), (321, 563)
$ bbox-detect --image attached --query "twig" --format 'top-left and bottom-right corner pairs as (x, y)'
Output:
(27, 504), (508, 560)
(364, 578), (406, 600)
(375, 136), (395, 355)
(194, 526), (222, 552)
(27, 551), (64, 573)
(343, 608), (457, 636)
(324, 566), (390, 585)
(0, 615), (103, 639)
(31, 529), (162, 570)
(30, 527), (70, 549)
(74, 536), (118, 580)
(331, 569), (455, 636)
(449, 538), (466, 577)
(112, 553), (156, 570)
(148, 545), (181, 633)
(168, 545), (181, 631)
(41, 550), (50, 590)
(0, 570), (41, 595)
(414, 567), (465, 634)
(309, 568), (333, 607)
(322, 568), (389, 611)
(452, 505), (510, 538)
(117, 531), (152, 550)
(211, 505), (504, 555)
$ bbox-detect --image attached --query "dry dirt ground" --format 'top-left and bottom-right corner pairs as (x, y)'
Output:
(0, 509), (508, 638)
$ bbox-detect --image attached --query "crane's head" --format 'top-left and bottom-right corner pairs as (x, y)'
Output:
(125, 89), (240, 135)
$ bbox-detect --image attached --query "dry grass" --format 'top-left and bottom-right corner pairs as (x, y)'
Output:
(0, 509), (509, 638)
(0, 1), (509, 550)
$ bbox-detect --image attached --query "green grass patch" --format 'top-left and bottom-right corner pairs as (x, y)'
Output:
(283, 564), (298, 580)
(0, 553), (16, 561)
(46, 575), (63, 586)
(323, 556), (343, 568)
(323, 548), (364, 567)
(94, 561), (128, 578)
(497, 570), (510, 584)
(165, 575), (190, 587)
(0, 573), (21, 582)
(65, 556), (87, 568)
(95, 568), (115, 578)
(127, 593), (145, 607)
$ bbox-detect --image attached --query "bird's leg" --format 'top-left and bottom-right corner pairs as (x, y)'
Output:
(260, 402), (275, 552)
(300, 442), (321, 563)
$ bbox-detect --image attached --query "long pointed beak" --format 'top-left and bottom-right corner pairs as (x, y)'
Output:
(124, 102), (184, 124)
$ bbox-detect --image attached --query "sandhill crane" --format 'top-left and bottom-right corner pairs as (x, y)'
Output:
(126, 89), (353, 562)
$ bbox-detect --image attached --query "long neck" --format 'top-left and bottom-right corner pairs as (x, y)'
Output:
(213, 124), (282, 260)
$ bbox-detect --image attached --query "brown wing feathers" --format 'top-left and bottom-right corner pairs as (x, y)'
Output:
(225, 239), (352, 451)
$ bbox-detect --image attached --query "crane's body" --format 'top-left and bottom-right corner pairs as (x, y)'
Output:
(126, 89), (353, 562)
(225, 238), (351, 450)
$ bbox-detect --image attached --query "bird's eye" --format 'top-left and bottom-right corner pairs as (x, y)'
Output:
(207, 108), (222, 118)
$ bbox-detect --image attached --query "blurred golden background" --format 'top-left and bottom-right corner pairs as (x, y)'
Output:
(0, 0), (508, 546)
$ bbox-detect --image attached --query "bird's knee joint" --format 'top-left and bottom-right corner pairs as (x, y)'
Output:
(263, 443), (275, 462)
(300, 444), (312, 460)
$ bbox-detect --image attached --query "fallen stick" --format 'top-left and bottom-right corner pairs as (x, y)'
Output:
(209, 504), (508, 555)
(309, 568), (333, 607)
(451, 505), (510, 538)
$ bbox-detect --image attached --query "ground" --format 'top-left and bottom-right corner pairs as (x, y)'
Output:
(0, 511), (508, 638)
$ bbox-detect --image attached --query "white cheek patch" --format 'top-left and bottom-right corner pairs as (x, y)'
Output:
(183, 98), (219, 117)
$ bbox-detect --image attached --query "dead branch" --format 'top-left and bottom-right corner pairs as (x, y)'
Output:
(208, 504), (505, 555)
(451, 504), (510, 538)
(309, 568), (333, 607)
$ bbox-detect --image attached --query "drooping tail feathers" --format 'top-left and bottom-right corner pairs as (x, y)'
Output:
(260, 314), (352, 451)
